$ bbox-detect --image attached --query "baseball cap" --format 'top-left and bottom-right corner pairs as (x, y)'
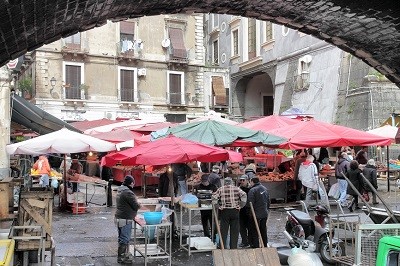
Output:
(224, 177), (233, 184)
(201, 174), (209, 182)
(239, 174), (248, 180)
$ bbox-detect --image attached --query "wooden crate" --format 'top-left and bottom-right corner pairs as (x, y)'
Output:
(15, 188), (53, 251)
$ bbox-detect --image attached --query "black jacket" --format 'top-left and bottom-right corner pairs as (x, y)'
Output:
(248, 183), (269, 219)
(346, 168), (364, 196)
(362, 165), (378, 191)
(115, 185), (140, 220)
(158, 172), (178, 197)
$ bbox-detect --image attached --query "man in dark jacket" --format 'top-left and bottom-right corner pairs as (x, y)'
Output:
(115, 175), (141, 264)
(248, 177), (269, 248)
(195, 174), (217, 238)
(238, 174), (251, 248)
(158, 168), (178, 197)
(335, 152), (350, 207)
(172, 163), (192, 195)
(362, 159), (379, 204)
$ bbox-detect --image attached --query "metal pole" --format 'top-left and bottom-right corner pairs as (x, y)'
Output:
(107, 178), (113, 207)
(387, 146), (390, 192)
(61, 154), (67, 210)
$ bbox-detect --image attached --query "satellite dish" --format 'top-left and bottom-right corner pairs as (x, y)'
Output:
(161, 38), (171, 48)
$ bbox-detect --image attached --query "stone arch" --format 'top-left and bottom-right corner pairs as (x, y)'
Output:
(0, 1), (399, 86)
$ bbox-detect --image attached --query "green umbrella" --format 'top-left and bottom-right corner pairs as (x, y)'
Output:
(151, 120), (286, 147)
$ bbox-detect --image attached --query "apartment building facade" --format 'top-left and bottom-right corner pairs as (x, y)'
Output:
(18, 14), (229, 123)
(205, 14), (400, 130)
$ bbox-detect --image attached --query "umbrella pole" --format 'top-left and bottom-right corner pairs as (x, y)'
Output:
(62, 154), (67, 210)
(387, 145), (390, 192)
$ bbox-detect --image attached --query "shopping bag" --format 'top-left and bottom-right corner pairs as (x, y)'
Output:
(328, 183), (340, 199)
(362, 192), (370, 202)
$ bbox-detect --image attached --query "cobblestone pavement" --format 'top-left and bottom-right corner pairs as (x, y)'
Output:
(45, 178), (399, 265)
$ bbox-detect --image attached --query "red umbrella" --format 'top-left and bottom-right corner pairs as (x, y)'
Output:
(240, 115), (301, 131)
(268, 119), (392, 149)
(70, 118), (119, 131)
(102, 135), (243, 167)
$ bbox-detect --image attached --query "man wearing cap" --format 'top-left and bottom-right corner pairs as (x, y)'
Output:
(115, 175), (141, 264)
(335, 152), (350, 207)
(195, 174), (218, 238)
(209, 165), (222, 188)
(363, 159), (379, 204)
(238, 174), (251, 248)
(248, 177), (270, 248)
(213, 177), (247, 249)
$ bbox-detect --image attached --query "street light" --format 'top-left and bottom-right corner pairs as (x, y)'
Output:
(50, 77), (56, 91)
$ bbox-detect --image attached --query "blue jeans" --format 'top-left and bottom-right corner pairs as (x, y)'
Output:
(338, 179), (348, 205)
(178, 180), (187, 195)
(118, 222), (132, 245)
(39, 174), (49, 187)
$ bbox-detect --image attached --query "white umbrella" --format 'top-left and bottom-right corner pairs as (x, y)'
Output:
(6, 128), (116, 210)
(6, 128), (116, 155)
(367, 125), (398, 141)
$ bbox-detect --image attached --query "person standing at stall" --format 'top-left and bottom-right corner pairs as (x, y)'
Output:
(355, 147), (368, 165)
(115, 175), (141, 264)
(346, 160), (364, 212)
(68, 155), (83, 193)
(33, 154), (51, 187)
(209, 165), (222, 188)
(363, 159), (379, 204)
(195, 174), (217, 238)
(293, 150), (308, 200)
(248, 176), (270, 248)
(213, 177), (247, 249)
(172, 163), (192, 195)
(335, 152), (350, 207)
(238, 174), (251, 248)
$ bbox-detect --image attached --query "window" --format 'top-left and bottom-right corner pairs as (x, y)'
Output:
(169, 27), (187, 59)
(212, 14), (219, 28)
(212, 76), (227, 106)
(119, 21), (135, 53)
(248, 19), (256, 59)
(167, 71), (185, 104)
(232, 29), (239, 56)
(296, 55), (312, 91)
(282, 25), (289, 36)
(118, 66), (137, 102)
(63, 62), (84, 100)
(265, 22), (273, 42)
(212, 39), (219, 65)
(63, 33), (81, 49)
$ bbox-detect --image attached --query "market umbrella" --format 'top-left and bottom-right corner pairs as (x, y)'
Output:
(151, 120), (286, 147)
(267, 119), (392, 149)
(102, 135), (243, 205)
(186, 115), (238, 125)
(90, 129), (143, 143)
(70, 118), (120, 132)
(6, 127), (116, 209)
(102, 135), (243, 167)
(366, 125), (397, 142)
(240, 115), (301, 131)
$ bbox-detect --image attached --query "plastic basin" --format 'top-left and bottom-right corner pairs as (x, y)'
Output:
(143, 211), (163, 225)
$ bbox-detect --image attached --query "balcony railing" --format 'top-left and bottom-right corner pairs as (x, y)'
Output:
(116, 41), (139, 58)
(61, 39), (89, 53)
(63, 86), (84, 100)
(120, 88), (136, 102)
(167, 92), (186, 105)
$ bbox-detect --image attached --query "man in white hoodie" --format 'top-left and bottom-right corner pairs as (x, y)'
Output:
(299, 155), (327, 204)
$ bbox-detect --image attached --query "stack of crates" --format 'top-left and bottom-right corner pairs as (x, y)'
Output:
(67, 192), (86, 214)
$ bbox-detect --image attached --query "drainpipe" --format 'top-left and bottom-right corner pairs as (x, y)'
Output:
(345, 54), (353, 98)
(369, 88), (375, 129)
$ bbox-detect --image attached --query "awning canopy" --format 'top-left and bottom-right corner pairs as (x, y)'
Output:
(70, 118), (119, 131)
(11, 93), (79, 135)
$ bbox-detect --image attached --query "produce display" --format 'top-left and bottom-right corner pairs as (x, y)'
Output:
(31, 168), (62, 178)
(67, 173), (108, 185)
(258, 171), (293, 182)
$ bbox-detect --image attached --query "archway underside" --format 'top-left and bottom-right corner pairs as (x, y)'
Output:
(0, 0), (399, 86)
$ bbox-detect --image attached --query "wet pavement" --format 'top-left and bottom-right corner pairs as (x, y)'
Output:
(44, 178), (400, 265)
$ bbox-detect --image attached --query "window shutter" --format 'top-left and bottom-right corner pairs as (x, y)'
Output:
(212, 76), (227, 106)
(169, 28), (187, 59)
(65, 65), (81, 99)
(120, 69), (135, 102)
(120, 21), (135, 35)
(169, 73), (181, 104)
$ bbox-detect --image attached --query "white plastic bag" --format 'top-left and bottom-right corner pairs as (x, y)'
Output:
(288, 248), (323, 266)
(328, 183), (340, 199)
(161, 206), (173, 221)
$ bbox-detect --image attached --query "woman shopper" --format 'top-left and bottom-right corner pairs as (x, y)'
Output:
(346, 160), (364, 212)
(362, 159), (379, 204)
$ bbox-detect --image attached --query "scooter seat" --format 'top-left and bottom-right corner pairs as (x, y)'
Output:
(290, 210), (313, 225)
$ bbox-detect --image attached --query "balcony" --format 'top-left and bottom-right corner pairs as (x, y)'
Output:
(116, 41), (140, 62)
(166, 92), (187, 109)
(61, 39), (89, 60)
(119, 88), (137, 103)
(63, 86), (86, 101)
(167, 48), (189, 66)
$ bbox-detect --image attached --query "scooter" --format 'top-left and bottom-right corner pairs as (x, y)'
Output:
(283, 202), (345, 264)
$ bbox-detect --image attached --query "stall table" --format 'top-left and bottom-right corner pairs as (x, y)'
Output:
(132, 216), (172, 266)
(179, 203), (215, 256)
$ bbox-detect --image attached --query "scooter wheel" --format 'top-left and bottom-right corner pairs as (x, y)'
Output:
(320, 241), (345, 264)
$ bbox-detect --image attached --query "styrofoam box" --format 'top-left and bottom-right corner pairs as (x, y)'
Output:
(187, 237), (216, 250)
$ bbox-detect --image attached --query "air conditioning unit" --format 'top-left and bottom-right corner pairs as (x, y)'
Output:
(138, 68), (147, 76)
(104, 111), (115, 120)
